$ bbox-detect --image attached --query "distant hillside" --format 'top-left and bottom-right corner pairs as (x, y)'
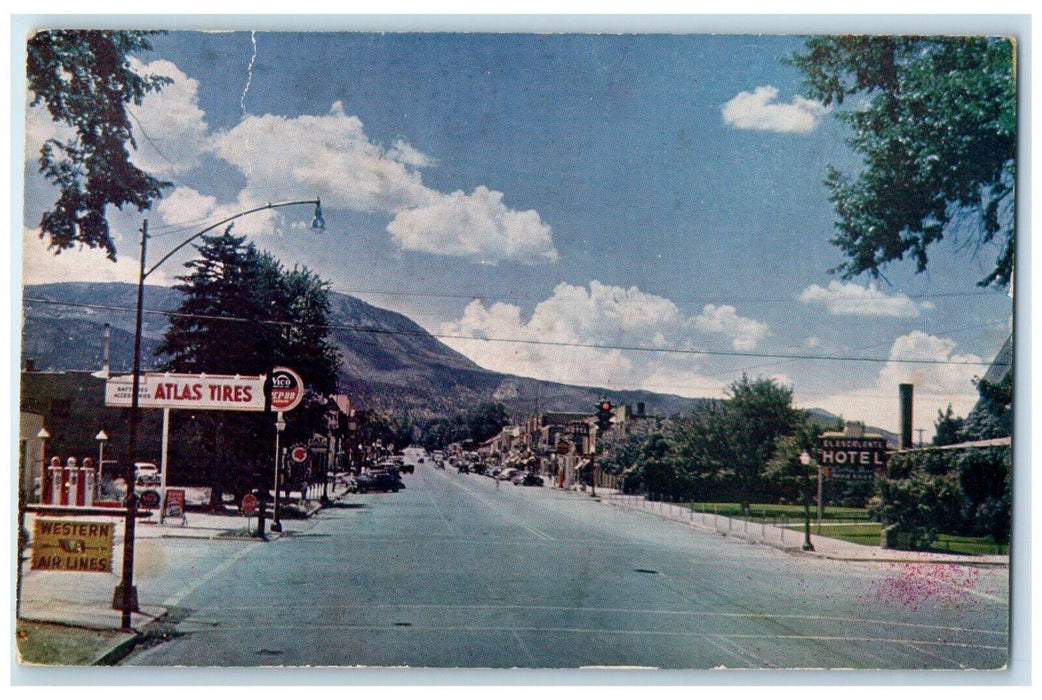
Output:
(20, 282), (706, 420)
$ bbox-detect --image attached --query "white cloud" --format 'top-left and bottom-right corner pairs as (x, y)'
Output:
(387, 186), (558, 264)
(438, 281), (766, 397)
(799, 281), (932, 317)
(804, 331), (983, 436)
(210, 101), (556, 264)
(211, 101), (434, 215)
(388, 138), (436, 168)
(21, 227), (174, 286)
(722, 85), (828, 133)
(156, 187), (219, 227)
(692, 304), (769, 352)
(126, 58), (212, 177)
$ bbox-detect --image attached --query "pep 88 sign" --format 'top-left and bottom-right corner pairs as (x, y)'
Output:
(270, 366), (304, 412)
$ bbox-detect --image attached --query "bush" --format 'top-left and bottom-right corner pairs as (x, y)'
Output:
(871, 445), (1010, 549)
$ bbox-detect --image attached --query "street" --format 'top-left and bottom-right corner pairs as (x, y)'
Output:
(121, 465), (1009, 669)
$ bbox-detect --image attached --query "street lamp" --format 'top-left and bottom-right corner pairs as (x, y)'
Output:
(798, 450), (815, 552)
(95, 430), (108, 500)
(117, 198), (325, 629)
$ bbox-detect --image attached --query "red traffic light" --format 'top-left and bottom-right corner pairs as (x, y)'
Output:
(599, 401), (612, 412)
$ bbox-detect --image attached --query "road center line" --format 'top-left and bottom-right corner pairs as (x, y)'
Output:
(430, 468), (554, 541)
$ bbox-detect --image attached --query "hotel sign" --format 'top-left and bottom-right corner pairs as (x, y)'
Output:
(105, 373), (267, 411)
(817, 436), (888, 481)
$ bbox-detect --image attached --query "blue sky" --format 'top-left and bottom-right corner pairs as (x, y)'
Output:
(19, 28), (1014, 435)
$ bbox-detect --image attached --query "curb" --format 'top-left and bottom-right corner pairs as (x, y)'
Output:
(92, 630), (144, 666)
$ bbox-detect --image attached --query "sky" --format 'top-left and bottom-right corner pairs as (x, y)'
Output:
(17, 24), (1016, 437)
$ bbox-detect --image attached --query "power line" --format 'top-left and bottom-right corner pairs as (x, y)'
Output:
(23, 296), (1009, 368)
(337, 286), (1000, 306)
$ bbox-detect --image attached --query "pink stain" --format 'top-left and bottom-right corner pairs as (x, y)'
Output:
(864, 561), (981, 612)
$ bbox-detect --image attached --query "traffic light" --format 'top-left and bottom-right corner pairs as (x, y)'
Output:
(595, 399), (613, 433)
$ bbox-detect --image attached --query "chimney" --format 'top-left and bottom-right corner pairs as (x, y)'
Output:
(637, 402), (645, 416)
(102, 323), (111, 375)
(899, 384), (914, 449)
(25, 358), (36, 372)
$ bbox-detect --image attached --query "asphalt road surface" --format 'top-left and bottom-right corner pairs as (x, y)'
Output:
(122, 465), (1009, 670)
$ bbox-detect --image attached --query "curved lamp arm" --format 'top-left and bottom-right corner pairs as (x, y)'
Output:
(144, 199), (323, 280)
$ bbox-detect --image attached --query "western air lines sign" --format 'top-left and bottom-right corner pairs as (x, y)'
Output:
(106, 373), (267, 411)
(32, 519), (114, 572)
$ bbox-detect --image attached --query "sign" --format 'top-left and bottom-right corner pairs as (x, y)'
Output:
(290, 445), (309, 464)
(105, 372), (266, 411)
(270, 366), (304, 412)
(164, 489), (186, 519)
(241, 494), (258, 516)
(139, 490), (161, 509)
(31, 519), (114, 573)
(817, 436), (888, 481)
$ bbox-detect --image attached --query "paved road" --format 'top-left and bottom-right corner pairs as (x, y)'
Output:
(123, 466), (1009, 669)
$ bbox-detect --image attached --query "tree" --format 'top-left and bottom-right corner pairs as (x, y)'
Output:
(789, 36), (1016, 288)
(668, 402), (736, 500)
(963, 371), (1013, 440)
(725, 374), (806, 513)
(156, 228), (341, 499)
(765, 423), (823, 505)
(933, 405), (966, 446)
(27, 30), (172, 259)
(466, 402), (510, 444)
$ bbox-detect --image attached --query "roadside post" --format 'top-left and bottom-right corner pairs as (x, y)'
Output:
(241, 493), (258, 534)
(272, 412), (286, 532)
(268, 367), (304, 528)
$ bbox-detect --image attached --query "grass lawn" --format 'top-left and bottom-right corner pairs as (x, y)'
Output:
(15, 620), (134, 665)
(685, 502), (1008, 556)
(687, 502), (870, 522)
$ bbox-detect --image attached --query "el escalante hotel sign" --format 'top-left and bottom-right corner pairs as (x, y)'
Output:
(105, 372), (267, 411)
(817, 436), (888, 481)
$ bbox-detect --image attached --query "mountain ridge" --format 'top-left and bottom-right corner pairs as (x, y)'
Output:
(20, 282), (708, 419)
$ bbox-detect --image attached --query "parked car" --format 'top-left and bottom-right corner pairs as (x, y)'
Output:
(355, 470), (404, 493)
(496, 468), (519, 481)
(341, 475), (359, 493)
(518, 473), (544, 487)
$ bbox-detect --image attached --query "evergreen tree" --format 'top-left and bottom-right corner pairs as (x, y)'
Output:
(155, 227), (341, 500)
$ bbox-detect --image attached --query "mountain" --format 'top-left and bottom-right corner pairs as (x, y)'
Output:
(20, 282), (707, 419)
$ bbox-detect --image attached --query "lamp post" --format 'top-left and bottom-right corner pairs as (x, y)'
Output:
(95, 430), (108, 500)
(117, 199), (325, 628)
(798, 450), (815, 552)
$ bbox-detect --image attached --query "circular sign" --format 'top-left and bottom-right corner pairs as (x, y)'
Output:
(290, 445), (309, 464)
(270, 366), (304, 412)
(139, 490), (161, 509)
(241, 493), (258, 516)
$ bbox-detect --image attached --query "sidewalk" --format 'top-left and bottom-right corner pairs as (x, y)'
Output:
(591, 487), (1009, 567)
(15, 486), (346, 666)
